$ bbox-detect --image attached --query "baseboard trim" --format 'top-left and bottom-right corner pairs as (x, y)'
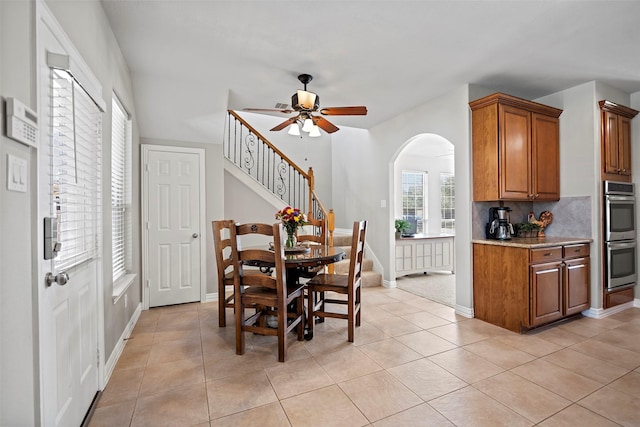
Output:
(104, 303), (142, 384)
(382, 279), (397, 288)
(206, 292), (217, 303)
(582, 299), (636, 319)
(455, 305), (474, 318)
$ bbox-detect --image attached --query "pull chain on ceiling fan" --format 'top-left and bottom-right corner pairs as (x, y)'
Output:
(243, 73), (367, 136)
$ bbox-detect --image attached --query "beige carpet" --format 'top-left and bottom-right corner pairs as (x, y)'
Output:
(395, 271), (455, 307)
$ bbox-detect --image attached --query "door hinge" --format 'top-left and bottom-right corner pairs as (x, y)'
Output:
(146, 279), (150, 288)
(96, 348), (100, 366)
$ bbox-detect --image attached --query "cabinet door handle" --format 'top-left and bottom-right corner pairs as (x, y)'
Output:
(543, 252), (553, 256)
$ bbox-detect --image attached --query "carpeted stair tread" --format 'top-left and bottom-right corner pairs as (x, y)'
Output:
(331, 233), (381, 287)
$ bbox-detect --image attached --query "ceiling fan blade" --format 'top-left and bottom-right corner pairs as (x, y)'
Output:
(319, 106), (368, 116)
(270, 117), (298, 131)
(244, 108), (295, 114)
(312, 116), (339, 134)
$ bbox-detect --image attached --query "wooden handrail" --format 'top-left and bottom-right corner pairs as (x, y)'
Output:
(227, 109), (335, 272)
(228, 110), (310, 180)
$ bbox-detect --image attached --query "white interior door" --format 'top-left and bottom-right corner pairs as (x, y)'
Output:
(37, 6), (101, 426)
(143, 145), (205, 308)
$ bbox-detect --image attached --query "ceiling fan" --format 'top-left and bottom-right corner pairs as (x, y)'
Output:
(243, 73), (367, 136)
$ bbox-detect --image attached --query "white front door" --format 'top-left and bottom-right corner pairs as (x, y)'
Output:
(37, 6), (101, 426)
(142, 145), (205, 308)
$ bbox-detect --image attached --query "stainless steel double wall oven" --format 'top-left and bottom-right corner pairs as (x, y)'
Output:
(604, 180), (637, 291)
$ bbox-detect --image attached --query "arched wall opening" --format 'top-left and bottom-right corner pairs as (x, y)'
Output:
(390, 133), (456, 306)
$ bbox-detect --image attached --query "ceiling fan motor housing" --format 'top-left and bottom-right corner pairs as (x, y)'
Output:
(292, 90), (319, 111)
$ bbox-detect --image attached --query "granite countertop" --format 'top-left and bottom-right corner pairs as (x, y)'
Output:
(472, 236), (593, 248)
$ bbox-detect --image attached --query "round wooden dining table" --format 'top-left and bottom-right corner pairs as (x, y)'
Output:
(245, 244), (345, 340)
(283, 245), (345, 269)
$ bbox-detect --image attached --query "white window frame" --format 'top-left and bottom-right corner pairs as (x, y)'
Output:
(401, 170), (427, 234)
(111, 94), (135, 302)
(440, 172), (455, 234)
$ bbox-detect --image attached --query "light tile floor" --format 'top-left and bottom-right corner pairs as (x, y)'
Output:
(89, 287), (640, 426)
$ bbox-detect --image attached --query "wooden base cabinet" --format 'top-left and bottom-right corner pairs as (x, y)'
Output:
(530, 260), (563, 327)
(473, 242), (590, 332)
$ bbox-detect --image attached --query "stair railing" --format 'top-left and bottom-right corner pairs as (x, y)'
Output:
(225, 110), (333, 244)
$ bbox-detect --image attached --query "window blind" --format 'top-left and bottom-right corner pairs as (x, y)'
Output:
(111, 95), (130, 281)
(50, 68), (102, 271)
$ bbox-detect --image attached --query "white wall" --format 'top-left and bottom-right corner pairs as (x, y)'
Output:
(1, 0), (39, 424)
(331, 85), (474, 313)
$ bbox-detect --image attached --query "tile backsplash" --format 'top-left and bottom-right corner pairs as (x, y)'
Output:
(472, 196), (592, 239)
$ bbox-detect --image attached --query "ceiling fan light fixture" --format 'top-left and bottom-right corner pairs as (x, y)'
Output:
(293, 90), (319, 110)
(308, 125), (321, 137)
(287, 123), (301, 136)
(302, 117), (314, 133)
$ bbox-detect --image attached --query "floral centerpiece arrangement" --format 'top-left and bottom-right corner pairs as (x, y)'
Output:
(275, 206), (308, 248)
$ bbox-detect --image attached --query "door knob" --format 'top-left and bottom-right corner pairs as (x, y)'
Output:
(45, 271), (69, 287)
(192, 233), (199, 238)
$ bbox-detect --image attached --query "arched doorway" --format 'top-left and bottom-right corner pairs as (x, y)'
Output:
(391, 134), (456, 307)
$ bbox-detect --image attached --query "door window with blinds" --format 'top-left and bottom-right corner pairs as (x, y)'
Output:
(111, 95), (132, 282)
(50, 68), (102, 271)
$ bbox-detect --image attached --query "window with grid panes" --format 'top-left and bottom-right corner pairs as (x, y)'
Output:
(440, 172), (455, 233)
(50, 68), (102, 271)
(401, 171), (426, 234)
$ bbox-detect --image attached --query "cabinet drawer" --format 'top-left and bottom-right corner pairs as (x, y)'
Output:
(530, 247), (562, 263)
(563, 244), (589, 259)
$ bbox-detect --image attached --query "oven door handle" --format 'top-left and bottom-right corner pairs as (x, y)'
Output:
(608, 241), (637, 250)
(605, 195), (636, 203)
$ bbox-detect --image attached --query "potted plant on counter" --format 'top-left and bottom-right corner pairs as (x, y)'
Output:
(515, 222), (542, 238)
(395, 219), (410, 239)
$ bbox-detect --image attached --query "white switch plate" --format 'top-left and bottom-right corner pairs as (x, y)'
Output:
(7, 154), (27, 192)
(380, 199), (387, 208)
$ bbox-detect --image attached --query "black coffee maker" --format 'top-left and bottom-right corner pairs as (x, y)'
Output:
(486, 207), (515, 240)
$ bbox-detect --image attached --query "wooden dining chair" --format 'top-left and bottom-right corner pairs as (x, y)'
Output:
(231, 222), (305, 362)
(296, 216), (327, 245)
(212, 219), (266, 327)
(306, 220), (367, 342)
(296, 216), (327, 280)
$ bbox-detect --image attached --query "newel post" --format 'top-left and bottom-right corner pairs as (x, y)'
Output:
(327, 209), (336, 274)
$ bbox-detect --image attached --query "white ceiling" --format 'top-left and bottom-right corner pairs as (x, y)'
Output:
(99, 0), (640, 144)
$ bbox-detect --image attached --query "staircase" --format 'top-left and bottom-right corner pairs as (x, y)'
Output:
(225, 110), (382, 287)
(332, 233), (383, 287)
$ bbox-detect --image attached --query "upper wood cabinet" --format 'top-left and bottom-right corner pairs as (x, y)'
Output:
(599, 100), (639, 182)
(470, 93), (562, 202)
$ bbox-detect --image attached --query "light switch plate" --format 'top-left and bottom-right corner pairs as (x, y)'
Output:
(7, 154), (27, 192)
